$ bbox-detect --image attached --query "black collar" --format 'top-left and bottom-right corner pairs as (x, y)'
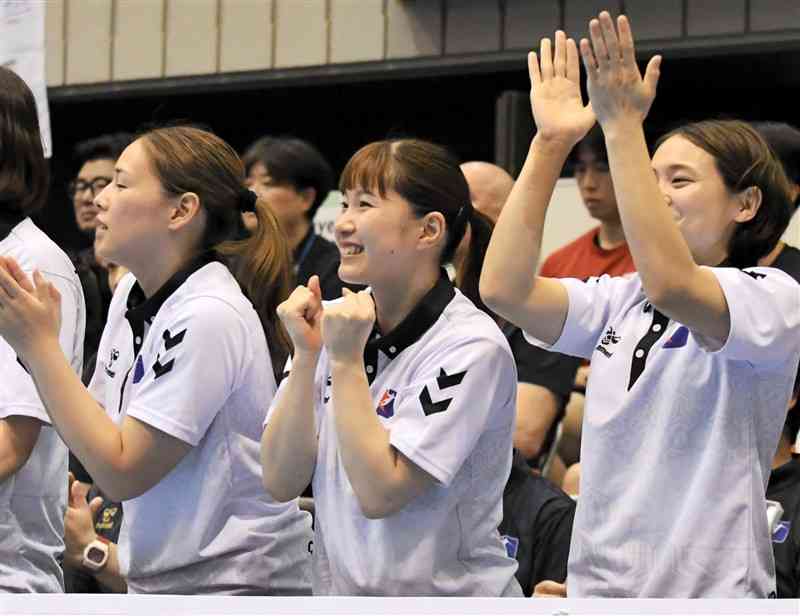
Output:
(125, 251), (217, 334)
(361, 270), (455, 382)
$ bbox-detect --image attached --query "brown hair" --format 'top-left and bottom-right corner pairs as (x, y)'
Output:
(139, 126), (293, 372)
(0, 67), (48, 220)
(339, 139), (488, 306)
(656, 120), (793, 268)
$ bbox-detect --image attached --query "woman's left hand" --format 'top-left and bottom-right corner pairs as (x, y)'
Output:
(322, 289), (376, 362)
(580, 12), (661, 131)
(0, 256), (62, 359)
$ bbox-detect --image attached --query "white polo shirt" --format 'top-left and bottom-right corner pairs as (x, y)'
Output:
(524, 266), (800, 597)
(267, 274), (522, 596)
(0, 218), (85, 593)
(88, 255), (312, 594)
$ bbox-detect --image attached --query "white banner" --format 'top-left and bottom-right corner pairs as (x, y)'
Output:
(0, 0), (51, 158)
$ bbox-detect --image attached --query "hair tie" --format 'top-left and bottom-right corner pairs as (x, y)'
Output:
(239, 188), (257, 213)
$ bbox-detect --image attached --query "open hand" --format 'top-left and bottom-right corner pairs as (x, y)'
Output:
(529, 30), (596, 147)
(276, 275), (324, 355)
(580, 12), (661, 130)
(321, 288), (375, 362)
(64, 473), (104, 569)
(0, 257), (61, 359)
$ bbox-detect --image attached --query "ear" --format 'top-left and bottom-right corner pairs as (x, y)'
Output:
(297, 187), (317, 214)
(168, 192), (203, 231)
(418, 211), (446, 251)
(733, 186), (762, 224)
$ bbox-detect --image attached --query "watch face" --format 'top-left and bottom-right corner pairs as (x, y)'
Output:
(86, 546), (106, 563)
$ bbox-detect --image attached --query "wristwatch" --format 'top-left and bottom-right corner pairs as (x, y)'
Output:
(81, 536), (110, 572)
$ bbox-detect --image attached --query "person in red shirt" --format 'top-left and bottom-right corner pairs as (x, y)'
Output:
(540, 124), (635, 280)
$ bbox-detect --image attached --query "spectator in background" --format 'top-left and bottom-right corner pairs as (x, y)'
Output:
(0, 66), (85, 593)
(244, 136), (347, 300)
(457, 161), (578, 475)
(768, 366), (800, 598)
(754, 122), (800, 281)
(538, 124), (638, 477)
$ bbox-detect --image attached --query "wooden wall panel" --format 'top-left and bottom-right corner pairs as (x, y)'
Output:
(564, 0), (621, 40)
(687, 0), (745, 36)
(330, 0), (383, 63)
(45, 0), (65, 86)
(445, 0), (501, 55)
(625, 0), (683, 40)
(113, 0), (164, 81)
(386, 0), (442, 59)
(220, 0), (273, 72)
(165, 0), (218, 77)
(504, 0), (561, 51)
(274, 0), (327, 68)
(65, 0), (112, 84)
(750, 0), (800, 32)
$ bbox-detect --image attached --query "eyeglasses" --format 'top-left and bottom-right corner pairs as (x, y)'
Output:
(68, 176), (112, 199)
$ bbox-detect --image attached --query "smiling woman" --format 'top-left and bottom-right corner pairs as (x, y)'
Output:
(261, 138), (522, 596)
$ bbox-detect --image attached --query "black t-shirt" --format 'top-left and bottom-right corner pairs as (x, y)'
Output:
(772, 244), (800, 284)
(294, 230), (347, 300)
(499, 452), (575, 596)
(767, 457), (800, 598)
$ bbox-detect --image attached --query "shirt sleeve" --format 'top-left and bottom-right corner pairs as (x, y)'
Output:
(125, 297), (251, 446)
(522, 275), (634, 360)
(388, 337), (516, 487)
(704, 266), (800, 366)
(0, 271), (83, 424)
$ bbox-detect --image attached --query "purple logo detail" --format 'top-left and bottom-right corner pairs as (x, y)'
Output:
(132, 356), (145, 384)
(501, 535), (519, 559)
(664, 326), (689, 349)
(376, 389), (397, 418)
(773, 520), (791, 544)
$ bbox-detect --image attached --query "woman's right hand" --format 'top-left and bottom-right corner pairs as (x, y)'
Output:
(276, 275), (324, 355)
(529, 30), (596, 148)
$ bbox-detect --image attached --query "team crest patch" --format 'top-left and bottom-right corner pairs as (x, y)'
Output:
(501, 535), (519, 559)
(664, 326), (689, 349)
(773, 520), (791, 544)
(132, 356), (145, 384)
(376, 389), (397, 418)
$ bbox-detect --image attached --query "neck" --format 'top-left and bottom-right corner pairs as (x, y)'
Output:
(758, 241), (785, 267)
(287, 219), (312, 253)
(597, 220), (626, 249)
(371, 265), (440, 335)
(130, 249), (197, 297)
(773, 435), (794, 470)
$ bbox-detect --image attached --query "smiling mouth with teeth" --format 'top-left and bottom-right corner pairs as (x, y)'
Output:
(342, 246), (363, 256)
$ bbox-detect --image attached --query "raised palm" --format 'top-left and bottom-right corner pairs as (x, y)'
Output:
(529, 30), (596, 147)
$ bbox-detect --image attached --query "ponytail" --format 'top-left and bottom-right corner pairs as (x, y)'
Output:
(455, 209), (495, 317)
(217, 195), (293, 378)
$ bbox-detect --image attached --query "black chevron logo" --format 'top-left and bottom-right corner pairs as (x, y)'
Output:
(436, 368), (467, 390)
(745, 271), (766, 280)
(152, 354), (175, 379)
(419, 386), (451, 416)
(163, 328), (187, 351)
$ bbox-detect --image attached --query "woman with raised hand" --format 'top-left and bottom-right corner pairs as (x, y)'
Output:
(261, 138), (522, 596)
(0, 68), (85, 593)
(0, 126), (312, 594)
(481, 15), (800, 597)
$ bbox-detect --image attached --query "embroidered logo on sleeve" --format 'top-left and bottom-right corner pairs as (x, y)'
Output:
(772, 520), (791, 544)
(151, 328), (187, 380)
(323, 375), (332, 404)
(596, 326), (621, 358)
(501, 535), (519, 559)
(663, 326), (689, 349)
(376, 389), (397, 418)
(103, 348), (120, 378)
(418, 368), (467, 416)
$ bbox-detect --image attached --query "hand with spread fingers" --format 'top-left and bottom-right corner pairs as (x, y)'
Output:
(0, 256), (62, 360)
(529, 29), (596, 147)
(321, 288), (375, 363)
(579, 12), (661, 129)
(276, 275), (324, 355)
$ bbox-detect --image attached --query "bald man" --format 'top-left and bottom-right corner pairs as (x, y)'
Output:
(460, 161), (515, 223)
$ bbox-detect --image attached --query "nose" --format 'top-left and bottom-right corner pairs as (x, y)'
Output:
(334, 208), (355, 238)
(93, 184), (111, 211)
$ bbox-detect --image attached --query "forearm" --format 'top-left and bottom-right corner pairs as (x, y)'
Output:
(603, 123), (699, 301)
(260, 352), (319, 501)
(24, 339), (125, 486)
(481, 135), (571, 307)
(330, 359), (402, 518)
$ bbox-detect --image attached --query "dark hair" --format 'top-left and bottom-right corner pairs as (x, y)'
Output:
(0, 67), (48, 218)
(73, 133), (134, 169)
(243, 136), (334, 221)
(339, 138), (487, 301)
(656, 120), (793, 269)
(569, 124), (608, 167)
(752, 121), (800, 207)
(139, 126), (293, 373)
